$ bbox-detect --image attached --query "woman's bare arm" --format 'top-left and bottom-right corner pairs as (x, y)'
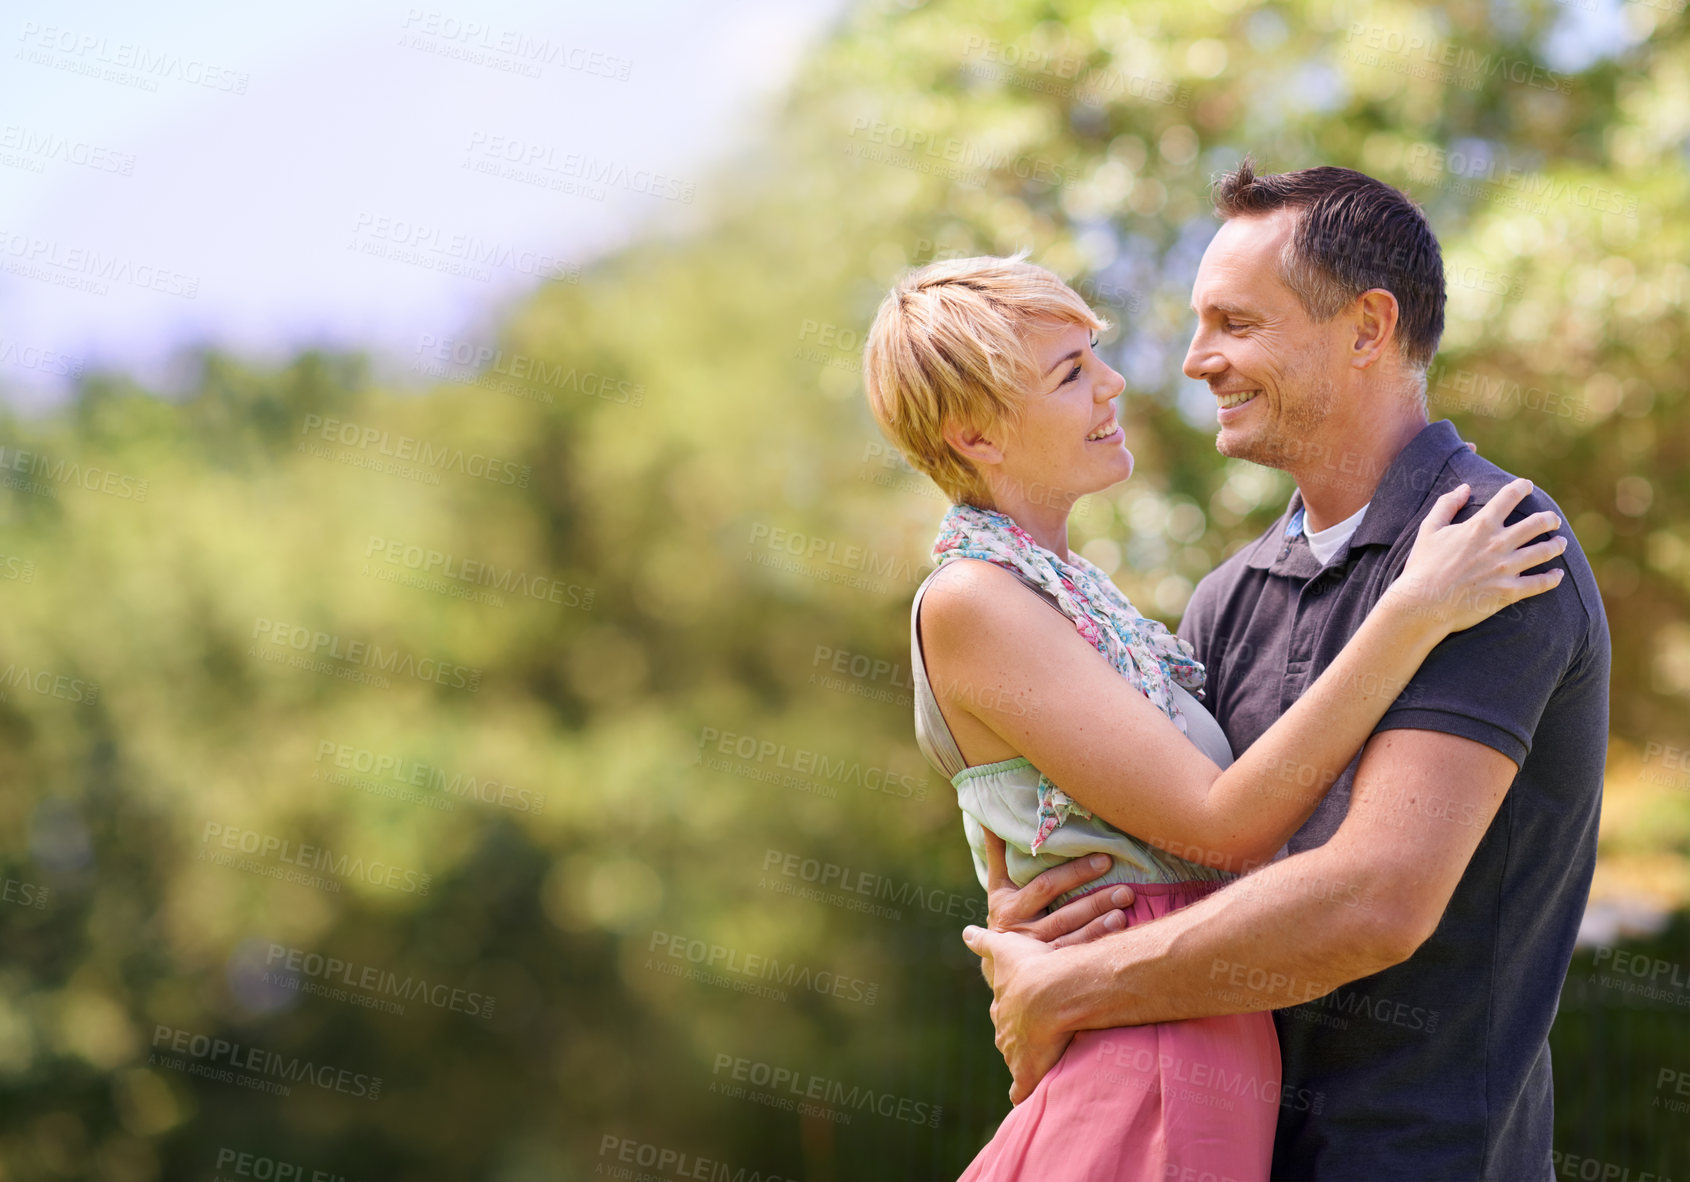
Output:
(920, 479), (1564, 869)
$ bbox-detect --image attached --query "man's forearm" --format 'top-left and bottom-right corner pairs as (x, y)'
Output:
(1040, 848), (1410, 1031)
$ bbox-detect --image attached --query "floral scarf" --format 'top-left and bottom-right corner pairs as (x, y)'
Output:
(931, 502), (1207, 853)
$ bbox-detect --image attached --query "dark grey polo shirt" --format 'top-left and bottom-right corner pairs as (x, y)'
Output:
(1177, 419), (1609, 1180)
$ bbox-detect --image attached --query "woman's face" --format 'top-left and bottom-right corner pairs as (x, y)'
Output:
(993, 319), (1132, 503)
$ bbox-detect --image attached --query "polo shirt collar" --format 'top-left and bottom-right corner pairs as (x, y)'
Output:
(1243, 419), (1469, 571)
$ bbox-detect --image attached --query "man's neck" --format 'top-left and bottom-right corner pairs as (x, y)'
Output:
(1292, 411), (1428, 533)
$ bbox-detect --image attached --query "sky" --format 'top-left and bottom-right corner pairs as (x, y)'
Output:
(0, 0), (1643, 411)
(0, 0), (850, 407)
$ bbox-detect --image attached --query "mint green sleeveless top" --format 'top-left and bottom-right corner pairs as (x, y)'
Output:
(910, 563), (1238, 908)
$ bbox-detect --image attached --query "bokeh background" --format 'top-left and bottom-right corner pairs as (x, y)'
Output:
(2, 0), (1687, 1177)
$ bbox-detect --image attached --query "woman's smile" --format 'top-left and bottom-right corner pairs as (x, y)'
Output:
(1086, 417), (1123, 443)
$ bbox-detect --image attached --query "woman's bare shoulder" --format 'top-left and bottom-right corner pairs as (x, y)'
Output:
(919, 559), (1071, 657)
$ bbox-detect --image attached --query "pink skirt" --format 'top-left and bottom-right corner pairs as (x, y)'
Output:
(958, 880), (1280, 1182)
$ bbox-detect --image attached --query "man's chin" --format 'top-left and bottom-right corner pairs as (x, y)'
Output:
(1214, 425), (1258, 461)
(1215, 426), (1289, 469)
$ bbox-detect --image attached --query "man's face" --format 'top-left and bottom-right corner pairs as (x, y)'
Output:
(1182, 209), (1348, 468)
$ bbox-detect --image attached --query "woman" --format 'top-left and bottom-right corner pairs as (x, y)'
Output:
(859, 255), (1566, 1181)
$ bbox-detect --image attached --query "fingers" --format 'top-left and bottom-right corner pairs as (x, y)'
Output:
(1020, 859), (1115, 913)
(1510, 569), (1567, 600)
(1419, 483), (1470, 538)
(1501, 536), (1569, 574)
(1499, 509), (1561, 548)
(1040, 885), (1134, 945)
(1476, 476), (1534, 527)
(982, 828), (1012, 893)
(962, 926), (996, 987)
(987, 852), (1119, 937)
(1049, 905), (1128, 949)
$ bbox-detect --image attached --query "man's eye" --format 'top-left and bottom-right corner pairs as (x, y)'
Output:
(1224, 321), (1246, 333)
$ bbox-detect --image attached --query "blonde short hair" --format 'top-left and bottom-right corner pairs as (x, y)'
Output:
(862, 253), (1106, 508)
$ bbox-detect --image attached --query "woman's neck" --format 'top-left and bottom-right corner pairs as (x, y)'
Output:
(979, 496), (1073, 562)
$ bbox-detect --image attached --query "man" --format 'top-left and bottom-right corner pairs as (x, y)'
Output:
(961, 161), (1609, 1178)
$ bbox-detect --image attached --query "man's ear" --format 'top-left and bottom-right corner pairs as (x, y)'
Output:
(1349, 289), (1400, 371)
(943, 420), (1006, 467)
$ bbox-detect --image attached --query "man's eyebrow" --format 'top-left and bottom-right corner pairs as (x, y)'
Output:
(1042, 348), (1084, 378)
(1192, 299), (1254, 319)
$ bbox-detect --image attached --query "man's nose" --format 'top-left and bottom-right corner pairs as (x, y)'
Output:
(1182, 330), (1222, 381)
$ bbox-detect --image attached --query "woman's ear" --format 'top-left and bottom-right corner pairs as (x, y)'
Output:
(943, 420), (1006, 467)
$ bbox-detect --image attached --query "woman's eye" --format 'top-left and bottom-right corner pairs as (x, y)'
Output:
(1061, 363), (1082, 385)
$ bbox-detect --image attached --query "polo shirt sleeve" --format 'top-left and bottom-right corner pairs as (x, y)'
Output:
(1374, 550), (1590, 767)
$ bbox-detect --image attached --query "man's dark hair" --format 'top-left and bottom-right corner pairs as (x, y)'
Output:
(1212, 159), (1444, 372)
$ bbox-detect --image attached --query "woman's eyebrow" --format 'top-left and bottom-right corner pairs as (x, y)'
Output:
(1042, 348), (1084, 378)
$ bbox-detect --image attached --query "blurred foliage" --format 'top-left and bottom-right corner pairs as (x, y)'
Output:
(0, 0), (1687, 1178)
